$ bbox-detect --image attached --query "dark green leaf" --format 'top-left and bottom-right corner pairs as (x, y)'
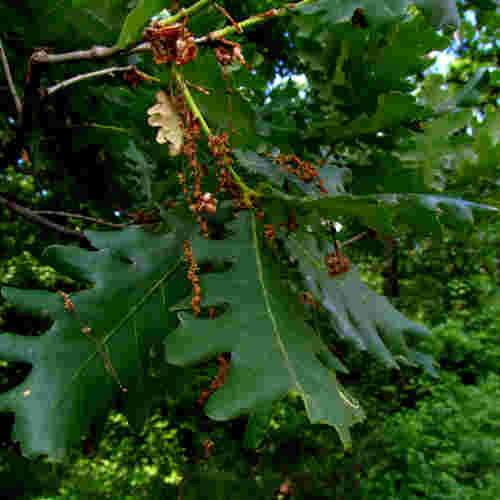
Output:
(0, 226), (189, 459)
(317, 93), (423, 140)
(234, 150), (351, 197)
(298, 0), (411, 27)
(181, 50), (257, 147)
(165, 212), (364, 447)
(117, 0), (165, 49)
(285, 231), (432, 371)
(302, 193), (498, 236)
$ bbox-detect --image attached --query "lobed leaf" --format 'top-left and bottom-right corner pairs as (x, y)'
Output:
(165, 212), (364, 447)
(285, 231), (435, 374)
(234, 150), (351, 197)
(0, 226), (189, 459)
(301, 193), (498, 236)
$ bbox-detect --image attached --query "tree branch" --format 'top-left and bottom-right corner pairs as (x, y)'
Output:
(0, 194), (91, 244)
(30, 42), (151, 65)
(341, 232), (369, 248)
(34, 211), (130, 229)
(0, 37), (22, 117)
(44, 65), (135, 96)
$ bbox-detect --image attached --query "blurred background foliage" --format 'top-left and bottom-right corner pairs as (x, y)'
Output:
(0, 0), (499, 498)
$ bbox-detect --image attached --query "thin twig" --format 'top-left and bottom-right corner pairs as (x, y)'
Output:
(214, 3), (242, 33)
(67, 122), (132, 134)
(185, 80), (211, 95)
(341, 232), (369, 248)
(45, 65), (134, 96)
(0, 194), (90, 243)
(197, 0), (316, 42)
(34, 211), (130, 229)
(0, 37), (22, 116)
(30, 42), (151, 65)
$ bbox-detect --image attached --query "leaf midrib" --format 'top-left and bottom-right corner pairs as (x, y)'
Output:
(250, 214), (311, 416)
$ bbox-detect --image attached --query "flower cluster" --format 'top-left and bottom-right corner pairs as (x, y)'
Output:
(212, 38), (246, 67)
(144, 22), (197, 65)
(175, 98), (218, 236)
(325, 241), (350, 277)
(274, 154), (328, 194)
(197, 354), (230, 406)
(57, 290), (75, 313)
(264, 223), (275, 241)
(183, 240), (202, 316)
(208, 133), (247, 209)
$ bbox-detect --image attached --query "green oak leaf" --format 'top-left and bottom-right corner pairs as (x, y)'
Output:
(1, 0), (130, 47)
(420, 69), (488, 114)
(316, 92), (424, 141)
(116, 0), (165, 49)
(398, 110), (473, 187)
(182, 49), (257, 147)
(298, 0), (459, 27)
(295, 15), (448, 119)
(307, 193), (497, 236)
(285, 231), (435, 373)
(165, 212), (364, 447)
(0, 226), (189, 459)
(298, 0), (411, 27)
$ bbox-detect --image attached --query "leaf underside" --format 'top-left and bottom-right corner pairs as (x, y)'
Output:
(0, 226), (188, 459)
(285, 232), (436, 375)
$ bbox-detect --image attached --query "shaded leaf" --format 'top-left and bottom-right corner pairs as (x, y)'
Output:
(298, 0), (411, 27)
(398, 110), (473, 187)
(0, 0), (130, 47)
(302, 192), (498, 236)
(285, 231), (433, 371)
(234, 150), (351, 197)
(317, 92), (424, 140)
(117, 0), (165, 49)
(181, 49), (257, 147)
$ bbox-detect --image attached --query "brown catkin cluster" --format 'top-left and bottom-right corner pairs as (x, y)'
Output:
(263, 223), (275, 242)
(144, 22), (197, 66)
(176, 97), (217, 237)
(299, 291), (320, 309)
(57, 290), (75, 313)
(208, 133), (246, 209)
(274, 154), (328, 194)
(325, 241), (351, 277)
(287, 213), (299, 232)
(197, 355), (230, 406)
(183, 240), (202, 316)
(213, 38), (246, 67)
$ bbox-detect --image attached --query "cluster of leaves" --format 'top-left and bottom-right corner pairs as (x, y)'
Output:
(358, 373), (500, 500)
(0, 0), (498, 467)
